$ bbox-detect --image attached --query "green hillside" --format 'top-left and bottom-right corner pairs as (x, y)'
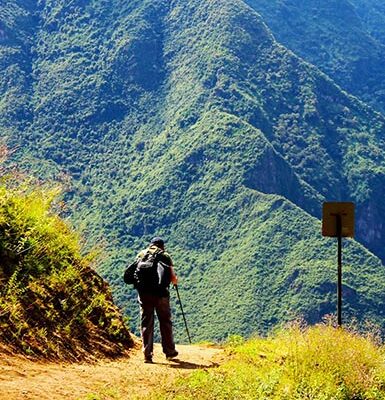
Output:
(246, 0), (385, 113)
(1, 0), (385, 341)
(351, 0), (385, 46)
(0, 170), (133, 359)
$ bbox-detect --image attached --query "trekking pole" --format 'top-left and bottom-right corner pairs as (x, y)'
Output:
(173, 284), (192, 344)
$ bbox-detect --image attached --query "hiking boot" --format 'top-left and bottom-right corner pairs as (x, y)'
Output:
(144, 356), (153, 364)
(166, 351), (178, 360)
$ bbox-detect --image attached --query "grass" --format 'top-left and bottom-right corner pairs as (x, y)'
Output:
(151, 322), (385, 399)
(0, 174), (133, 359)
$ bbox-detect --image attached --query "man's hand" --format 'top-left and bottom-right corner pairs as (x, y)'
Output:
(170, 265), (178, 285)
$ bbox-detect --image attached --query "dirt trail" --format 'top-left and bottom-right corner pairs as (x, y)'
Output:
(0, 343), (223, 399)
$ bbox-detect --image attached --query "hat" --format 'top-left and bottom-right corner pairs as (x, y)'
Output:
(150, 237), (165, 247)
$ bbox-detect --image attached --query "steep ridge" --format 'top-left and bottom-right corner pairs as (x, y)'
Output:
(1, 0), (385, 340)
(245, 0), (385, 113)
(26, 0), (168, 169)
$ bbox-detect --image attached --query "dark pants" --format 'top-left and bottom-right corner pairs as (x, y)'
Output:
(138, 293), (176, 358)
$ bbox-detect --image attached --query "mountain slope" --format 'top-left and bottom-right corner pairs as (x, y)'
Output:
(80, 0), (385, 339)
(0, 0), (36, 140)
(351, 0), (385, 46)
(1, 0), (385, 340)
(245, 0), (385, 113)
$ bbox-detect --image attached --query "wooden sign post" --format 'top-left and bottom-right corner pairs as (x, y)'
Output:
(322, 202), (355, 327)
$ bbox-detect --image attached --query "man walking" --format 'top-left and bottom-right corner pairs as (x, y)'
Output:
(134, 237), (178, 363)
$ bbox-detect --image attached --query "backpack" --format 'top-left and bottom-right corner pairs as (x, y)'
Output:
(124, 248), (171, 292)
(123, 260), (138, 285)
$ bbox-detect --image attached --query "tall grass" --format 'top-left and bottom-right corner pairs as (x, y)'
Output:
(154, 323), (385, 399)
(0, 177), (132, 359)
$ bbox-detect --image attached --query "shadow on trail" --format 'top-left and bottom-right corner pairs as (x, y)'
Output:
(155, 359), (220, 370)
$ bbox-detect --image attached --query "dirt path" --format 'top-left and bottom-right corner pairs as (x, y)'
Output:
(0, 343), (223, 399)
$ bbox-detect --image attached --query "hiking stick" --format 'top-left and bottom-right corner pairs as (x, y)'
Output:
(173, 284), (192, 344)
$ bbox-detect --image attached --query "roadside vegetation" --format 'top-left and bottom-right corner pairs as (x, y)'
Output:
(0, 170), (133, 360)
(152, 323), (385, 400)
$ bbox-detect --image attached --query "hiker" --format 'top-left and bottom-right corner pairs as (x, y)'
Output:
(126, 237), (178, 363)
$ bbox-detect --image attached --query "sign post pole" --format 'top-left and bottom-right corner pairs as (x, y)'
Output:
(322, 202), (355, 328)
(336, 214), (342, 327)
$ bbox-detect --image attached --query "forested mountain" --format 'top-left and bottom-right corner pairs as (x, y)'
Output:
(1, 0), (385, 341)
(246, 0), (385, 113)
(351, 0), (385, 46)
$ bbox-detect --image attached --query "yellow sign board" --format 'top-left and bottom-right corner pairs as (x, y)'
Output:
(322, 202), (355, 238)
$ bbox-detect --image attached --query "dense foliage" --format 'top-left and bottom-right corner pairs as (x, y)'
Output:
(246, 0), (385, 113)
(153, 323), (385, 399)
(1, 0), (385, 341)
(0, 177), (133, 359)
